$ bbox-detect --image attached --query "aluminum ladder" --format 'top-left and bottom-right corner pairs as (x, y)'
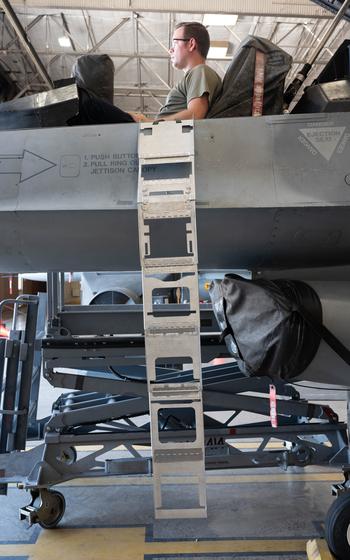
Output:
(137, 120), (207, 519)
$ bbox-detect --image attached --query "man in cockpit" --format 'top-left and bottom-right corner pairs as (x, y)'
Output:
(71, 22), (221, 125)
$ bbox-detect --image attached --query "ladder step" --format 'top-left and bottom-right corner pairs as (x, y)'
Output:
(150, 385), (202, 401)
(154, 449), (204, 461)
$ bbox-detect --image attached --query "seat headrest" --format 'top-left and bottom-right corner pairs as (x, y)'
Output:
(72, 54), (115, 104)
(207, 35), (293, 118)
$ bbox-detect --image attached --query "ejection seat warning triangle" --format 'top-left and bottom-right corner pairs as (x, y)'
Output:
(0, 149), (56, 183)
(299, 126), (346, 161)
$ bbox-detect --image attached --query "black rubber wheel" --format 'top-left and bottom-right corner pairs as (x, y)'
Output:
(36, 490), (66, 529)
(325, 492), (350, 559)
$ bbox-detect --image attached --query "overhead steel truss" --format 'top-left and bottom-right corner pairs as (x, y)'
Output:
(0, 2), (349, 112)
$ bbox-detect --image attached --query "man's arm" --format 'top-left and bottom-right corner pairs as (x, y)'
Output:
(160, 95), (209, 121)
(130, 95), (209, 123)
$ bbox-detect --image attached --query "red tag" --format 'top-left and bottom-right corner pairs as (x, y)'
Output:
(269, 384), (278, 428)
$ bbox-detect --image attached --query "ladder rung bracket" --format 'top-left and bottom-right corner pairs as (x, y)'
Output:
(145, 326), (200, 334)
(150, 383), (202, 402)
(142, 264), (199, 276)
(139, 121), (194, 159)
(150, 380), (201, 391)
(140, 180), (192, 196)
(140, 203), (193, 220)
(139, 189), (195, 212)
(142, 256), (198, 269)
(139, 171), (195, 202)
(154, 448), (204, 463)
(144, 322), (200, 334)
(140, 186), (195, 206)
(140, 186), (193, 198)
(149, 372), (202, 387)
(139, 173), (195, 200)
(150, 377), (201, 387)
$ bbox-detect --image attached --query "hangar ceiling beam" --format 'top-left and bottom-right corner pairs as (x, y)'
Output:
(51, 14), (86, 51)
(4, 14), (42, 50)
(5, 48), (331, 66)
(61, 12), (76, 51)
(0, 0), (52, 87)
(10, 0), (332, 19)
(88, 16), (129, 53)
(138, 19), (169, 54)
(82, 9), (96, 50)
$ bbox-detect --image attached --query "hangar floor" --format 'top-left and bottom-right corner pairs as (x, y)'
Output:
(0, 382), (345, 560)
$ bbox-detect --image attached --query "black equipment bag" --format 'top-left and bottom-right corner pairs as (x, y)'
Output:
(209, 275), (323, 381)
(210, 275), (350, 381)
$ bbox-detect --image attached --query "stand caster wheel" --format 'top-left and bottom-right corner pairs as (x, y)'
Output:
(325, 492), (350, 559)
(20, 488), (66, 529)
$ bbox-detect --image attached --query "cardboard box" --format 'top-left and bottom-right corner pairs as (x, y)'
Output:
(64, 281), (81, 305)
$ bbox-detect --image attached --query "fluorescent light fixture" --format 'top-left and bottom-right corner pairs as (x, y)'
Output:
(203, 14), (238, 26)
(208, 41), (229, 59)
(58, 36), (71, 48)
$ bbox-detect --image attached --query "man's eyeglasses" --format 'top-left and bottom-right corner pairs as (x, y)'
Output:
(171, 38), (190, 47)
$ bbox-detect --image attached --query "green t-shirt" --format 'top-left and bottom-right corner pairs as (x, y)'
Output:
(158, 64), (222, 117)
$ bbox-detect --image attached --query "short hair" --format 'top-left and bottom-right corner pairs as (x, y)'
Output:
(175, 21), (210, 58)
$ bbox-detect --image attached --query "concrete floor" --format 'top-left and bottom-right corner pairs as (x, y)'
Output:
(0, 460), (340, 559)
(0, 370), (346, 559)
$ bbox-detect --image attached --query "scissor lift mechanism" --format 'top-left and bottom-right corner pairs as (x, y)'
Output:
(0, 283), (349, 527)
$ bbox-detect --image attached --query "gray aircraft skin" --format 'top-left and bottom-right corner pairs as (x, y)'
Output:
(1, 114), (350, 387)
(1, 114), (350, 273)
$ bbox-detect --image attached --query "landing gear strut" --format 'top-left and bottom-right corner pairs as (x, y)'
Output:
(20, 488), (66, 529)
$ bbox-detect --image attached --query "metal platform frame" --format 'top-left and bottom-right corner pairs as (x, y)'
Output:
(0, 280), (349, 526)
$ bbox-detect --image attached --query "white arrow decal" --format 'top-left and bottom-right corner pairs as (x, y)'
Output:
(299, 126), (346, 161)
(0, 149), (56, 183)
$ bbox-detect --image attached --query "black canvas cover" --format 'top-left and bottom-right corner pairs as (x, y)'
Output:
(69, 54), (135, 126)
(68, 88), (135, 125)
(72, 54), (115, 104)
(209, 275), (322, 381)
(207, 36), (292, 118)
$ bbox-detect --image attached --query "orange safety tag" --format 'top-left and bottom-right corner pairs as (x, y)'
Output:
(269, 384), (278, 428)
